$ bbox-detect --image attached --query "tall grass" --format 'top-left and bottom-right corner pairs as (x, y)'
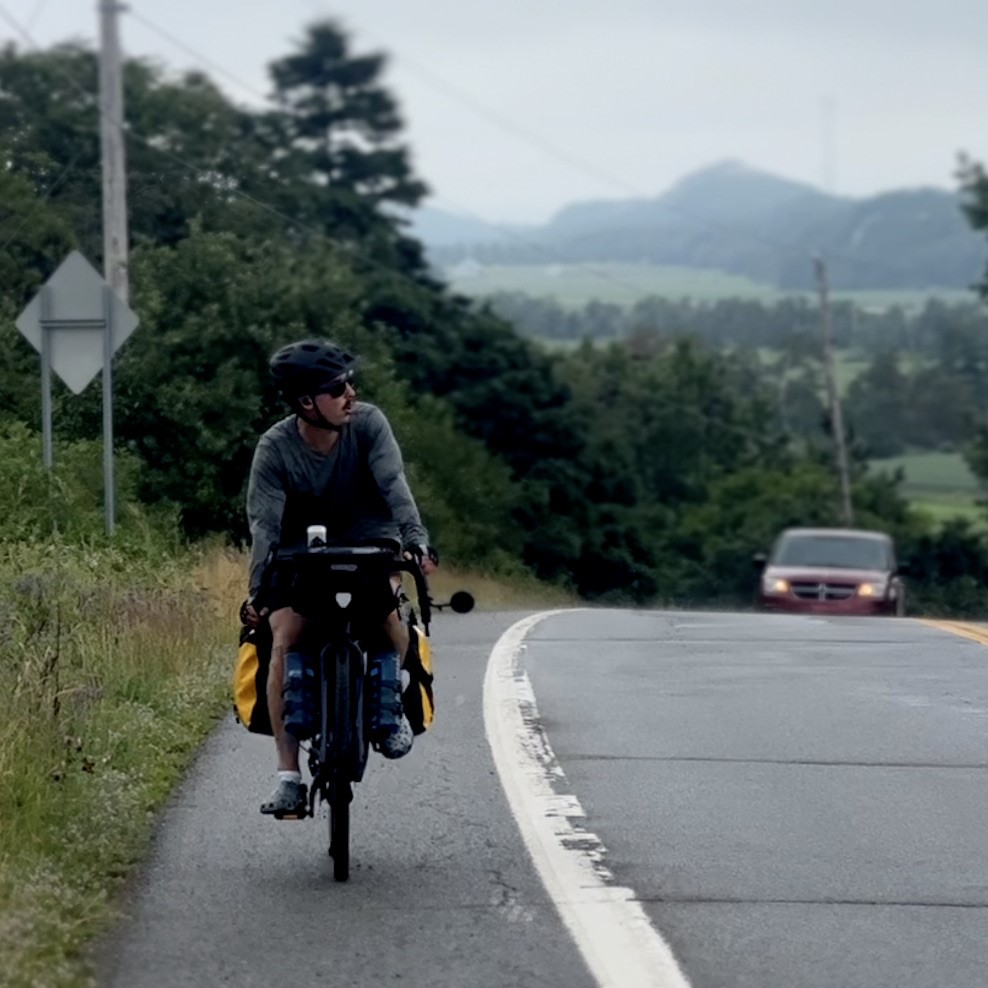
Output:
(0, 537), (245, 988)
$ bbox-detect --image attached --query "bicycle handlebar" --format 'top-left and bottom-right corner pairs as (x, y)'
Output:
(268, 544), (432, 632)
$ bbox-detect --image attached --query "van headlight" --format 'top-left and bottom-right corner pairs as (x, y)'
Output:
(857, 582), (882, 597)
(762, 577), (790, 594)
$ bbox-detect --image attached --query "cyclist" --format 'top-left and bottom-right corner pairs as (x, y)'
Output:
(244, 339), (438, 818)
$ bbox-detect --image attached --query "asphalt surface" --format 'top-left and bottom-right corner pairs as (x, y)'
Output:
(526, 610), (988, 988)
(98, 608), (988, 987)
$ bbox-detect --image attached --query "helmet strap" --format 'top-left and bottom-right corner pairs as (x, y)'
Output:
(295, 398), (343, 433)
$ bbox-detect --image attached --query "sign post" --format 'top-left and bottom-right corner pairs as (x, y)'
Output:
(16, 251), (139, 535)
(103, 286), (116, 532)
(39, 285), (53, 469)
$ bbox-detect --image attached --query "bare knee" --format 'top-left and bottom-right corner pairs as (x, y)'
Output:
(268, 608), (307, 682)
(270, 608), (306, 652)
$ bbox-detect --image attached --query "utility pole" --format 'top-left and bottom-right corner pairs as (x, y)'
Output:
(99, 0), (129, 303)
(98, 0), (130, 535)
(814, 256), (854, 526)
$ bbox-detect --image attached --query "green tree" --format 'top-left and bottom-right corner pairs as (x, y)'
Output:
(844, 349), (911, 457)
(959, 155), (988, 300)
(53, 230), (364, 535)
(268, 21), (428, 256)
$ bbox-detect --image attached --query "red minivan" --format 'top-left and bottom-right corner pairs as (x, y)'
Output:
(756, 527), (906, 616)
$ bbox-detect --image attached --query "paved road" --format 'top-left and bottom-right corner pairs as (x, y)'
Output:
(98, 608), (988, 987)
(525, 610), (988, 988)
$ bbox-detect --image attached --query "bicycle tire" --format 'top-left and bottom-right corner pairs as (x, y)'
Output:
(329, 641), (353, 881)
(351, 645), (370, 783)
(329, 780), (350, 881)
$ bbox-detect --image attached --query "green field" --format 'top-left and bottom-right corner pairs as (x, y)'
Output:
(444, 262), (971, 311)
(870, 451), (983, 524)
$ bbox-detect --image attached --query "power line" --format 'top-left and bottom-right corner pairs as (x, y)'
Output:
(25, 0), (50, 31)
(128, 8), (271, 106)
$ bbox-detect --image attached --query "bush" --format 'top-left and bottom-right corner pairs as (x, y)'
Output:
(0, 420), (179, 549)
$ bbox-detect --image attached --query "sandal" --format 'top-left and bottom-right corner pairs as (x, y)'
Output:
(260, 778), (308, 819)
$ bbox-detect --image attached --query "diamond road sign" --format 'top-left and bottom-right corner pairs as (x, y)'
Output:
(15, 250), (139, 394)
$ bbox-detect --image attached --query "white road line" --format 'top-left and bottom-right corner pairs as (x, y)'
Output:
(483, 610), (692, 988)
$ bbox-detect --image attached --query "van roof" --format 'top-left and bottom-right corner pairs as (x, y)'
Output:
(779, 527), (891, 542)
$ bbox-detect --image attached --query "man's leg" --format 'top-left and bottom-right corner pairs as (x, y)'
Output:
(384, 574), (409, 664)
(372, 579), (413, 759)
(383, 608), (410, 665)
(268, 606), (307, 772)
(260, 607), (310, 816)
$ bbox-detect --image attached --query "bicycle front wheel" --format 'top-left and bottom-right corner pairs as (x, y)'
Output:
(329, 780), (350, 881)
(328, 641), (354, 880)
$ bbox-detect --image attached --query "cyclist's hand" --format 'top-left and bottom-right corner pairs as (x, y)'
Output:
(406, 544), (439, 576)
(241, 598), (269, 628)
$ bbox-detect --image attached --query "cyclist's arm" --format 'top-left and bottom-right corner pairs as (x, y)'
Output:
(363, 406), (430, 552)
(246, 437), (287, 601)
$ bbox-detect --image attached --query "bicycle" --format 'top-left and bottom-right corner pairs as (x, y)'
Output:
(264, 540), (469, 882)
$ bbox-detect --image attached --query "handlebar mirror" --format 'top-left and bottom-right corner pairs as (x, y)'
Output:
(449, 591), (475, 614)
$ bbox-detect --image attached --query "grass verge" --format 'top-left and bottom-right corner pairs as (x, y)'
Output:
(0, 542), (244, 988)
(427, 564), (576, 610)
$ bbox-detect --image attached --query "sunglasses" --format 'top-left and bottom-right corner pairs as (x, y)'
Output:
(320, 376), (354, 399)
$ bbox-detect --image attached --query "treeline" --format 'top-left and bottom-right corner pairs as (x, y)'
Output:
(4, 26), (988, 613)
(485, 290), (988, 356)
(484, 292), (988, 458)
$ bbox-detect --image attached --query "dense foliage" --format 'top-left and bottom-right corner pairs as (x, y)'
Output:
(3, 25), (988, 613)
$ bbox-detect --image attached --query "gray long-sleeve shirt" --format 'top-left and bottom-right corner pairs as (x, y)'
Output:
(245, 403), (429, 597)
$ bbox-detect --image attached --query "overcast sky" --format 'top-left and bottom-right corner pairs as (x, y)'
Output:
(3, 0), (988, 224)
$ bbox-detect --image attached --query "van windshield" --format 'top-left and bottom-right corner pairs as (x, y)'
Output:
(772, 534), (890, 570)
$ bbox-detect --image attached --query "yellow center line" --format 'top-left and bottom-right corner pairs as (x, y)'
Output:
(921, 619), (988, 648)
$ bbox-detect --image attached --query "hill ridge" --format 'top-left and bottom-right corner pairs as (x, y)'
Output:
(416, 162), (987, 291)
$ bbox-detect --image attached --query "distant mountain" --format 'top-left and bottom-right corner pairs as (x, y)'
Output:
(420, 162), (988, 291)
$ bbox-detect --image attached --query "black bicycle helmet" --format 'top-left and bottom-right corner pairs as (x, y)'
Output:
(269, 339), (360, 400)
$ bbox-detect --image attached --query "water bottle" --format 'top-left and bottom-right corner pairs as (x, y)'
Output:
(282, 650), (317, 739)
(368, 651), (403, 741)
